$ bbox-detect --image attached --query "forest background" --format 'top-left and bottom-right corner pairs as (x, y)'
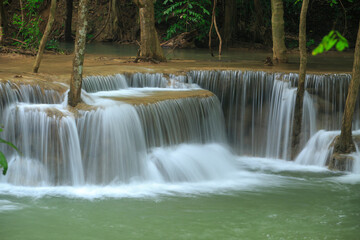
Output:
(1, 0), (360, 53)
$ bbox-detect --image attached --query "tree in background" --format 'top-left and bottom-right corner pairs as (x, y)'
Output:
(271, 0), (288, 63)
(32, 0), (56, 73)
(332, 21), (360, 155)
(0, 0), (6, 43)
(133, 0), (166, 62)
(291, 0), (309, 159)
(64, 0), (73, 41)
(68, 0), (88, 107)
(223, 0), (236, 47)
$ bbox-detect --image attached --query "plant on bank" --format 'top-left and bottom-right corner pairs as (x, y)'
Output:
(156, 0), (211, 41)
(12, 0), (44, 49)
(312, 30), (349, 55)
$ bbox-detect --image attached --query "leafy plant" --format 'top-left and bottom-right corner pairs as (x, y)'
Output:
(306, 38), (315, 47)
(12, 0), (44, 49)
(157, 0), (211, 41)
(312, 30), (349, 55)
(0, 127), (20, 175)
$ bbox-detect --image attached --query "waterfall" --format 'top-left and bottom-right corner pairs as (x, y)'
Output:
(0, 82), (62, 112)
(82, 73), (169, 93)
(1, 70), (359, 187)
(135, 96), (226, 149)
(82, 74), (129, 93)
(77, 104), (147, 184)
(183, 70), (355, 160)
(0, 104), (84, 186)
(0, 81), (229, 185)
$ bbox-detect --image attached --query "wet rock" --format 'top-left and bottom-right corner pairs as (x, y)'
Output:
(328, 153), (354, 171)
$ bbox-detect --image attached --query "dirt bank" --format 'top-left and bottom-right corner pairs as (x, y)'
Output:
(0, 50), (354, 88)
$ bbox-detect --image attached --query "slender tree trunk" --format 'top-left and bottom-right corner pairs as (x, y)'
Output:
(291, 0), (309, 159)
(223, 0), (236, 47)
(32, 0), (57, 73)
(133, 0), (165, 62)
(64, 0), (73, 41)
(68, 0), (88, 107)
(271, 0), (288, 63)
(0, 0), (7, 43)
(333, 21), (360, 154)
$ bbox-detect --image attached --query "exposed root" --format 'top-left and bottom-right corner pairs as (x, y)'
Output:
(133, 56), (160, 64)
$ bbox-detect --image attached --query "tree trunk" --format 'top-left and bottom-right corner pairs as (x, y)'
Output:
(68, 0), (88, 107)
(291, 0), (309, 159)
(111, 0), (121, 39)
(223, 0), (236, 47)
(133, 0), (165, 62)
(0, 0), (7, 43)
(32, 0), (57, 73)
(271, 0), (288, 63)
(253, 0), (264, 42)
(64, 0), (73, 41)
(333, 21), (360, 154)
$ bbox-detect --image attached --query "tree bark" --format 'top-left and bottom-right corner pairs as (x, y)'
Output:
(32, 0), (57, 73)
(111, 0), (120, 39)
(64, 0), (73, 41)
(68, 0), (88, 107)
(271, 0), (288, 63)
(133, 0), (165, 62)
(0, 0), (7, 43)
(223, 0), (236, 47)
(291, 0), (309, 159)
(253, 0), (264, 42)
(333, 21), (360, 154)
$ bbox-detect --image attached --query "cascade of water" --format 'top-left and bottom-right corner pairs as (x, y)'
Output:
(135, 96), (227, 149)
(184, 70), (357, 161)
(82, 74), (129, 93)
(77, 104), (147, 184)
(127, 73), (168, 88)
(1, 70), (359, 187)
(265, 80), (296, 159)
(295, 130), (338, 166)
(1, 81), (230, 186)
(0, 82), (62, 112)
(146, 144), (237, 182)
(0, 104), (84, 186)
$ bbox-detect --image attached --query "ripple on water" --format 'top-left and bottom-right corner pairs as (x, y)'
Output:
(0, 200), (24, 212)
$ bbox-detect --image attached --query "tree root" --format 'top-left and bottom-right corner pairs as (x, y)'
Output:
(133, 56), (160, 64)
(0, 46), (36, 56)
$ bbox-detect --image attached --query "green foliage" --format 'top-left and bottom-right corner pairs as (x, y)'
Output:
(306, 38), (315, 47)
(312, 30), (349, 55)
(0, 127), (20, 175)
(156, 0), (211, 41)
(12, 0), (44, 49)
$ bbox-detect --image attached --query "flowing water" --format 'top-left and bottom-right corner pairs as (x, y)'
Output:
(0, 71), (359, 239)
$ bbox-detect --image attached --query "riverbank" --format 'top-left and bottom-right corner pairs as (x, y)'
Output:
(0, 48), (354, 87)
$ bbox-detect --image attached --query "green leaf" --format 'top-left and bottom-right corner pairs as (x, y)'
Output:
(0, 138), (21, 154)
(0, 151), (8, 175)
(336, 41), (347, 51)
